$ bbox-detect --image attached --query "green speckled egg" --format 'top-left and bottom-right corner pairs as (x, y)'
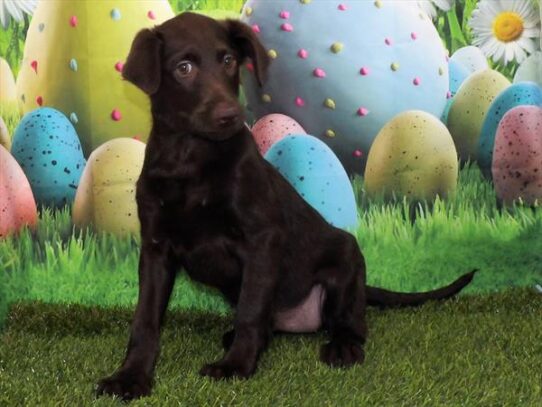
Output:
(364, 110), (458, 201)
(447, 69), (510, 162)
(72, 137), (145, 236)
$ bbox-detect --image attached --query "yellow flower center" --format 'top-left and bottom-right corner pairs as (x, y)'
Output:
(492, 11), (524, 42)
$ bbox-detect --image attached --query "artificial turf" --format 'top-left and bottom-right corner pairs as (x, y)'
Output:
(1, 290), (541, 406)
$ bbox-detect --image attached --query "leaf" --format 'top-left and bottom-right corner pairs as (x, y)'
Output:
(446, 7), (468, 54)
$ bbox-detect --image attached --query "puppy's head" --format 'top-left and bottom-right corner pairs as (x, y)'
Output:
(123, 12), (269, 140)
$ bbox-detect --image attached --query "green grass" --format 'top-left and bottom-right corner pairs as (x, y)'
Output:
(1, 291), (541, 406)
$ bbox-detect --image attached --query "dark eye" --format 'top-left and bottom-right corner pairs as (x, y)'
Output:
(223, 54), (236, 67)
(176, 61), (193, 76)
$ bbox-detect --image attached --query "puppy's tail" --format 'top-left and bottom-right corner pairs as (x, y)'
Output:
(366, 269), (478, 308)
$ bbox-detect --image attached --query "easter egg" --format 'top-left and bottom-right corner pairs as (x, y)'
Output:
(449, 46), (488, 74)
(0, 117), (10, 151)
(514, 51), (542, 87)
(242, 0), (449, 175)
(441, 59), (470, 123)
(73, 138), (145, 236)
(16, 0), (174, 156)
(0, 58), (17, 106)
(447, 69), (510, 162)
(364, 110), (458, 201)
(11, 107), (86, 207)
(264, 134), (358, 231)
(448, 59), (471, 97)
(478, 82), (542, 179)
(0, 146), (38, 238)
(492, 106), (542, 206)
(252, 114), (306, 155)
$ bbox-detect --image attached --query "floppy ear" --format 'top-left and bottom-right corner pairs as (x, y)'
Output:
(224, 19), (270, 87)
(123, 28), (163, 95)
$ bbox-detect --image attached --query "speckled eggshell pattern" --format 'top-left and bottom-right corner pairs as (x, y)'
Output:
(73, 137), (145, 236)
(0, 117), (10, 151)
(252, 114), (306, 155)
(449, 46), (488, 74)
(447, 69), (510, 162)
(492, 106), (542, 206)
(478, 82), (542, 179)
(11, 107), (86, 207)
(264, 134), (358, 231)
(242, 0), (449, 175)
(0, 145), (38, 238)
(364, 110), (458, 201)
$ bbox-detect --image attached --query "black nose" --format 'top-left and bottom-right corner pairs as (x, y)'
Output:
(213, 103), (241, 128)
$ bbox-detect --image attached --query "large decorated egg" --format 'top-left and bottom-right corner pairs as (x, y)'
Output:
(16, 0), (174, 156)
(0, 146), (38, 238)
(492, 106), (542, 206)
(11, 107), (86, 207)
(252, 114), (306, 155)
(242, 0), (449, 174)
(447, 69), (510, 162)
(364, 110), (458, 201)
(73, 137), (145, 236)
(264, 134), (358, 231)
(478, 82), (542, 179)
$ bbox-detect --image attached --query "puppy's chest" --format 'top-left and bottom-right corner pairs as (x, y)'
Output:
(148, 179), (240, 241)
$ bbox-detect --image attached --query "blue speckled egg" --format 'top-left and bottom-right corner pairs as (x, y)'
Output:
(441, 59), (470, 123)
(242, 0), (449, 175)
(12, 107), (86, 207)
(264, 134), (358, 231)
(478, 82), (542, 179)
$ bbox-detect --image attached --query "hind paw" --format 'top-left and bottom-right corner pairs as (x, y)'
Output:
(320, 340), (364, 368)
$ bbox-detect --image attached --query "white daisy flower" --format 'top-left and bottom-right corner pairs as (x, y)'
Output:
(469, 0), (541, 65)
(0, 0), (38, 30)
(417, 0), (454, 20)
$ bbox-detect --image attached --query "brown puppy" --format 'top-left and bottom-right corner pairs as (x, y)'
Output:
(96, 13), (476, 401)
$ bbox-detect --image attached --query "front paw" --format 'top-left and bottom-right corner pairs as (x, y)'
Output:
(200, 358), (255, 380)
(95, 369), (152, 401)
(222, 329), (235, 351)
(320, 340), (365, 368)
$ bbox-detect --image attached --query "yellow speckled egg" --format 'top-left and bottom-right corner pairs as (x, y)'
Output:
(0, 58), (17, 106)
(73, 137), (145, 236)
(0, 117), (10, 151)
(447, 69), (510, 162)
(364, 110), (458, 201)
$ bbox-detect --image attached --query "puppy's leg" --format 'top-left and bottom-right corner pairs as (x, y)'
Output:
(319, 234), (367, 368)
(200, 232), (282, 379)
(222, 329), (235, 351)
(96, 242), (176, 400)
